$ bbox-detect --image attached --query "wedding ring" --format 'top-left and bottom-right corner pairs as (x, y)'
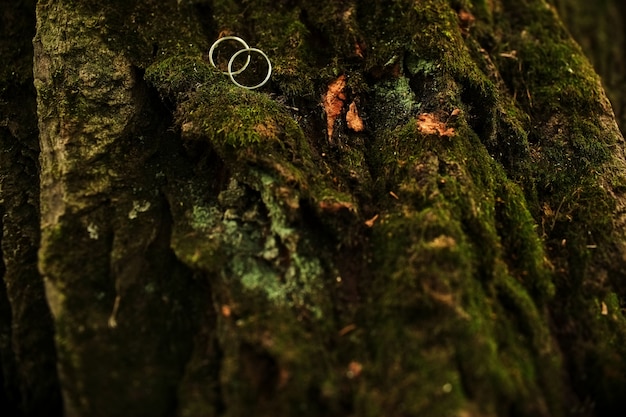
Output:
(209, 36), (272, 90)
(208, 36), (251, 75)
(228, 47), (272, 90)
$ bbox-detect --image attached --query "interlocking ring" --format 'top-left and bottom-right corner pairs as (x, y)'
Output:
(209, 36), (250, 75)
(228, 48), (272, 90)
(209, 36), (272, 90)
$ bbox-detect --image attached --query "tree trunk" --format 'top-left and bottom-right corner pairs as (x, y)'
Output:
(1, 1), (62, 416)
(2, 0), (626, 416)
(552, 0), (626, 131)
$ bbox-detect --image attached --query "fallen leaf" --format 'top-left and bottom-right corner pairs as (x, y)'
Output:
(354, 41), (365, 58)
(417, 113), (456, 137)
(342, 7), (354, 22)
(338, 324), (357, 336)
(364, 214), (379, 228)
(543, 202), (554, 217)
(319, 199), (355, 213)
(346, 101), (365, 132)
(347, 361), (363, 379)
(500, 51), (518, 59)
(323, 75), (347, 140)
(278, 368), (290, 388)
(458, 9), (475, 35)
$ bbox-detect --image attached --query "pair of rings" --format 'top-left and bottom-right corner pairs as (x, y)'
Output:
(209, 36), (272, 90)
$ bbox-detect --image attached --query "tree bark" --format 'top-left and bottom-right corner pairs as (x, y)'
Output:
(552, 0), (626, 131)
(2, 0), (626, 416)
(1, 1), (62, 415)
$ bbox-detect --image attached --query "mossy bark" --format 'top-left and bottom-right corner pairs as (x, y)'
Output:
(552, 0), (626, 131)
(1, 1), (63, 416)
(2, 0), (626, 416)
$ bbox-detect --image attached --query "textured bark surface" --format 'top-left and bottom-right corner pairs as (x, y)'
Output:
(0, 1), (62, 415)
(552, 0), (626, 130)
(2, 0), (626, 416)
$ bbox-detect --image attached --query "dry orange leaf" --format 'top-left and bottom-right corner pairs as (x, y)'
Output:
(354, 41), (365, 58)
(364, 214), (379, 228)
(417, 113), (456, 137)
(323, 75), (347, 139)
(347, 361), (363, 379)
(338, 323), (357, 336)
(318, 199), (355, 213)
(346, 101), (365, 132)
(458, 9), (475, 35)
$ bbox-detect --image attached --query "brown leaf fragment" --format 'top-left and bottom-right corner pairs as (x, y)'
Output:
(347, 361), (363, 379)
(278, 368), (290, 388)
(500, 51), (518, 60)
(354, 40), (365, 58)
(323, 75), (347, 140)
(346, 101), (365, 132)
(364, 214), (379, 228)
(318, 199), (355, 213)
(338, 324), (357, 336)
(458, 9), (475, 35)
(601, 301), (609, 316)
(417, 113), (456, 137)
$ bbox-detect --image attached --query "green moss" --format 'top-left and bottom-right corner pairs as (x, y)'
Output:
(180, 87), (295, 150)
(170, 228), (225, 274)
(214, 292), (345, 416)
(168, 174), (332, 320)
(494, 3), (614, 188)
(143, 0), (624, 414)
(360, 198), (555, 416)
(361, 184), (561, 413)
(146, 55), (307, 161)
(514, 35), (602, 114)
(145, 56), (222, 99)
(145, 52), (359, 247)
(359, 16), (566, 402)
(34, 0), (626, 414)
(211, 0), (321, 96)
(249, 6), (316, 96)
(70, 0), (205, 65)
(495, 180), (555, 299)
(370, 76), (419, 132)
